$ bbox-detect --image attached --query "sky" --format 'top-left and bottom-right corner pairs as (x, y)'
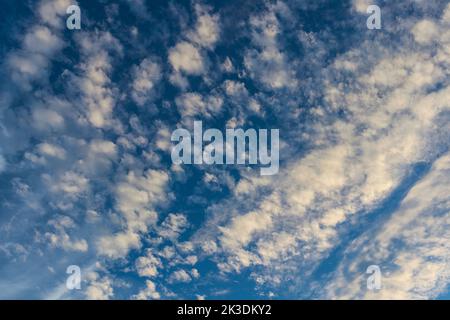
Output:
(0, 0), (449, 300)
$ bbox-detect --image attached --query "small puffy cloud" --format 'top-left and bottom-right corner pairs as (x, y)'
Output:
(89, 140), (117, 158)
(31, 97), (68, 131)
(191, 268), (200, 279)
(155, 126), (172, 152)
(44, 216), (88, 252)
(188, 5), (220, 48)
(135, 250), (162, 277)
(133, 280), (160, 300)
(115, 169), (169, 232)
(45, 232), (88, 252)
(221, 57), (234, 73)
(169, 269), (192, 283)
(85, 272), (114, 300)
(223, 80), (248, 98)
(6, 9), (66, 89)
(412, 20), (439, 44)
(32, 109), (64, 130)
(169, 41), (204, 75)
(131, 58), (162, 106)
(37, 143), (66, 159)
(97, 231), (141, 259)
(97, 169), (169, 259)
(45, 171), (89, 196)
(158, 213), (188, 240)
(244, 10), (298, 90)
(352, 0), (372, 13)
(38, 0), (71, 29)
(74, 32), (122, 128)
(7, 25), (64, 88)
(23, 26), (64, 56)
(175, 92), (223, 118)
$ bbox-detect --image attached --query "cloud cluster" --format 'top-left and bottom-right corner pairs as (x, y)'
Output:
(1, 0), (449, 301)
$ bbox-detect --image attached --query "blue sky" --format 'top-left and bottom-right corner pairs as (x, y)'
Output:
(0, 0), (449, 300)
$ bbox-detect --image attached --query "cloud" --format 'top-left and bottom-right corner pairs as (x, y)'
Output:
(169, 41), (204, 75)
(158, 213), (189, 241)
(73, 31), (122, 128)
(43, 216), (88, 252)
(37, 143), (66, 159)
(38, 0), (72, 29)
(169, 269), (193, 283)
(188, 4), (220, 48)
(23, 26), (64, 56)
(6, 5), (66, 90)
(96, 231), (141, 259)
(85, 272), (114, 300)
(243, 6), (298, 90)
(352, 0), (372, 13)
(30, 98), (67, 131)
(168, 4), (220, 88)
(325, 151), (450, 299)
(131, 58), (162, 106)
(192, 2), (450, 296)
(0, 0), (74, 117)
(45, 171), (89, 196)
(175, 92), (223, 119)
(133, 280), (160, 300)
(1, 0), (449, 300)
(96, 169), (170, 259)
(411, 20), (439, 44)
(135, 250), (162, 277)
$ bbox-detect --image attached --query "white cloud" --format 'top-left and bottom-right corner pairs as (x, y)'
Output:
(89, 139), (117, 157)
(74, 31), (122, 128)
(194, 3), (450, 293)
(85, 272), (114, 300)
(37, 143), (66, 159)
(169, 41), (204, 75)
(97, 169), (169, 258)
(23, 26), (64, 56)
(44, 216), (88, 252)
(412, 20), (439, 44)
(352, 0), (372, 13)
(96, 231), (141, 259)
(169, 269), (192, 283)
(4, 0), (71, 90)
(45, 171), (89, 196)
(38, 0), (72, 29)
(243, 7), (298, 90)
(135, 250), (162, 277)
(158, 213), (188, 240)
(188, 5), (220, 48)
(175, 92), (223, 118)
(131, 58), (162, 106)
(7, 27), (64, 89)
(167, 4), (220, 88)
(30, 97), (68, 131)
(133, 280), (160, 300)
(325, 152), (450, 299)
